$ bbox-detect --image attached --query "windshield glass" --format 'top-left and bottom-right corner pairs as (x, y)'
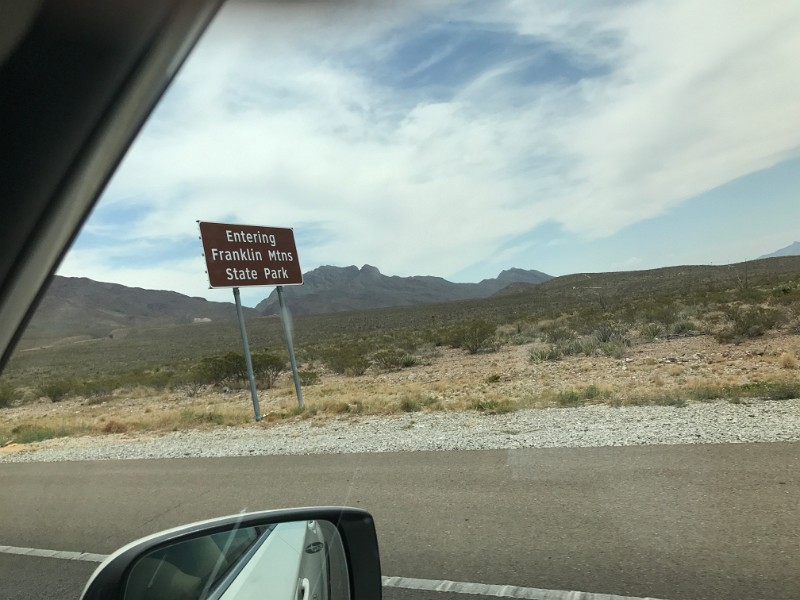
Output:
(1, 2), (799, 600)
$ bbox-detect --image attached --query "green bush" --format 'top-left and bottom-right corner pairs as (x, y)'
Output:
(577, 338), (602, 356)
(600, 339), (631, 359)
(555, 390), (583, 407)
(79, 378), (119, 400)
(399, 396), (421, 412)
(195, 352), (247, 386)
(541, 325), (575, 344)
(39, 378), (80, 402)
(420, 395), (441, 409)
(332, 400), (363, 414)
(400, 354), (418, 368)
(741, 380), (800, 401)
(448, 319), (497, 354)
(298, 371), (320, 386)
(469, 398), (515, 414)
(251, 351), (286, 388)
(0, 382), (17, 408)
(594, 323), (626, 343)
(638, 301), (678, 326)
(640, 323), (664, 341)
(671, 320), (695, 335)
(555, 385), (608, 407)
(651, 394), (688, 408)
(10, 424), (73, 443)
(320, 343), (371, 376)
(716, 305), (783, 343)
(373, 348), (416, 371)
(179, 409), (225, 426)
(530, 346), (562, 362)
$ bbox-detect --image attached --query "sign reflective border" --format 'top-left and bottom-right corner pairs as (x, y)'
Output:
(198, 221), (303, 288)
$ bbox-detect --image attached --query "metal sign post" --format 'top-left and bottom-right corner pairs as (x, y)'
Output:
(233, 287), (261, 421)
(198, 221), (306, 418)
(277, 286), (303, 409)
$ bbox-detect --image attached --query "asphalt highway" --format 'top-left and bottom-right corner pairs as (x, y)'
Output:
(1, 443), (798, 599)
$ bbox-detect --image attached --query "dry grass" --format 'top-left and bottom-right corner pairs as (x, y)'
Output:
(3, 331), (800, 447)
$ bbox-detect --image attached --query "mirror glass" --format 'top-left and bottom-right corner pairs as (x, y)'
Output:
(123, 519), (349, 600)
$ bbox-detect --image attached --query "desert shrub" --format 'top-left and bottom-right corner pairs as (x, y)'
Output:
(373, 348), (416, 371)
(742, 380), (800, 401)
(638, 300), (678, 326)
(469, 398), (515, 414)
(137, 369), (175, 390)
(582, 385), (605, 399)
(640, 323), (664, 341)
(555, 385), (608, 407)
(448, 319), (497, 354)
(320, 344), (371, 376)
(179, 409), (225, 426)
(715, 305), (783, 342)
(10, 424), (73, 443)
(540, 324), (575, 344)
(577, 338), (601, 356)
(779, 353), (797, 370)
(687, 385), (729, 402)
(399, 396), (421, 412)
(298, 370), (320, 385)
(485, 373), (501, 383)
(195, 352), (247, 387)
(400, 354), (418, 368)
(594, 322), (627, 343)
(671, 320), (695, 335)
(420, 395), (441, 410)
(499, 321), (537, 345)
(650, 393), (688, 407)
(0, 382), (17, 408)
(251, 352), (286, 388)
(530, 346), (562, 362)
(79, 378), (119, 400)
(328, 400), (363, 414)
(101, 420), (130, 434)
(180, 380), (205, 397)
(559, 338), (589, 357)
(600, 339), (631, 359)
(555, 390), (583, 407)
(39, 378), (80, 402)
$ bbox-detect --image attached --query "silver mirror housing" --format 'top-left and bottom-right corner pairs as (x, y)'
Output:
(80, 507), (382, 600)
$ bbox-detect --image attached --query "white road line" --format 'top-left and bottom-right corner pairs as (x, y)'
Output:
(0, 545), (106, 563)
(381, 577), (668, 600)
(0, 545), (668, 600)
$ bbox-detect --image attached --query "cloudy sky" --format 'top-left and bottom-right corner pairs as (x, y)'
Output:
(58, 0), (800, 307)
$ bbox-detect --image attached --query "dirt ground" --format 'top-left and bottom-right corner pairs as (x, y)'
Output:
(2, 332), (799, 443)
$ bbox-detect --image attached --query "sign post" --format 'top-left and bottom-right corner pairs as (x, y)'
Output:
(232, 287), (261, 421)
(277, 286), (303, 409)
(198, 221), (304, 420)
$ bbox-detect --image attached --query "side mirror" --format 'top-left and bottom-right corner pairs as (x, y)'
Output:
(81, 507), (382, 600)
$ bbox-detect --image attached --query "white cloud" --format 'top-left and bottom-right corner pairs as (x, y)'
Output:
(63, 0), (800, 300)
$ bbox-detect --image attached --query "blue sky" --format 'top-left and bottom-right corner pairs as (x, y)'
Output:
(58, 0), (800, 307)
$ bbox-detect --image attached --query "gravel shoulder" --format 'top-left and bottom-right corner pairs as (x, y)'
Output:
(2, 399), (799, 463)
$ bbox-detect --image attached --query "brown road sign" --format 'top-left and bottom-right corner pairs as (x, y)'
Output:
(198, 221), (303, 288)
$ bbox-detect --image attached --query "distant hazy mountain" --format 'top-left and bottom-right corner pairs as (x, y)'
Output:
(760, 242), (800, 259)
(255, 265), (552, 316)
(21, 276), (256, 345)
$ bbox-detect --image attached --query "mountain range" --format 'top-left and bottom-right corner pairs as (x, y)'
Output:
(19, 242), (796, 347)
(21, 277), (259, 345)
(760, 241), (800, 259)
(255, 265), (551, 315)
(20, 266), (551, 345)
